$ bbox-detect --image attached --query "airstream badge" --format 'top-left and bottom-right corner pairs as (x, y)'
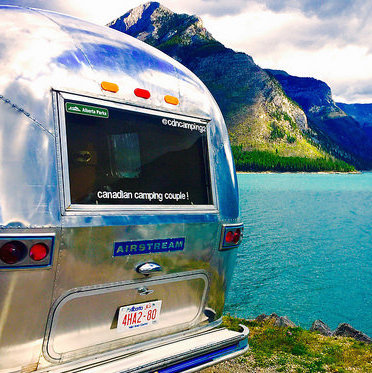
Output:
(113, 238), (185, 257)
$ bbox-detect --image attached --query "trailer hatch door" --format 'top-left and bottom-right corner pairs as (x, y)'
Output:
(45, 272), (208, 362)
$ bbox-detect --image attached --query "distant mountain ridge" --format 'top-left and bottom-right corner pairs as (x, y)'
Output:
(108, 2), (372, 169)
(336, 102), (372, 141)
(265, 70), (334, 112)
(267, 70), (372, 168)
(336, 103), (372, 127)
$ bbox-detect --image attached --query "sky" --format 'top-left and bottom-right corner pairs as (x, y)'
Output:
(2, 0), (372, 103)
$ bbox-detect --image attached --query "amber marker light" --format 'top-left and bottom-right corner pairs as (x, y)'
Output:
(101, 81), (119, 93)
(164, 95), (179, 105)
(134, 88), (151, 99)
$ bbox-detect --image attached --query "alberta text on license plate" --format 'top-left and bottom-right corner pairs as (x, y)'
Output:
(117, 300), (162, 332)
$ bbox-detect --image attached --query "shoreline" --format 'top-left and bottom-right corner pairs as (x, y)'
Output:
(236, 170), (362, 174)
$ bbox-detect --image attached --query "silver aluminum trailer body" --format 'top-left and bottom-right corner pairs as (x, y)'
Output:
(0, 6), (247, 373)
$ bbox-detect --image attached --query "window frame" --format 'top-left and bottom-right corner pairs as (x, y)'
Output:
(56, 92), (217, 215)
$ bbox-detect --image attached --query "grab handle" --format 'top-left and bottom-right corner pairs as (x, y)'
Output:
(136, 262), (162, 275)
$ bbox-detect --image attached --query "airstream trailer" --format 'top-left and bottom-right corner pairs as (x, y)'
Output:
(0, 5), (247, 373)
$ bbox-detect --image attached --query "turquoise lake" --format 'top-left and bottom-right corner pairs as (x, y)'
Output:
(225, 173), (372, 336)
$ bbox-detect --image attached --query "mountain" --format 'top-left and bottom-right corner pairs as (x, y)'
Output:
(108, 2), (330, 163)
(108, 2), (365, 170)
(266, 70), (372, 168)
(337, 103), (372, 141)
(336, 103), (372, 127)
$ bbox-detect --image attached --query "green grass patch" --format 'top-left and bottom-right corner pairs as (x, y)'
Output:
(217, 314), (372, 373)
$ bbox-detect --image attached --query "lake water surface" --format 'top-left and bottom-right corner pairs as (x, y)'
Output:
(225, 173), (372, 336)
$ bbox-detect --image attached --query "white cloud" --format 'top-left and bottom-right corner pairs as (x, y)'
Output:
(0, 0), (143, 24)
(66, 1), (144, 25)
(200, 3), (372, 103)
(2, 0), (372, 102)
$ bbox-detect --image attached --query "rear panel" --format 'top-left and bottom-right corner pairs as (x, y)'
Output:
(36, 92), (228, 365)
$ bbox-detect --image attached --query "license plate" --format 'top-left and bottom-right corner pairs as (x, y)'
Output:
(117, 300), (162, 332)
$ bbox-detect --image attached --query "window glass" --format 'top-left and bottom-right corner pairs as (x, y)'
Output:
(108, 133), (141, 178)
(64, 100), (213, 206)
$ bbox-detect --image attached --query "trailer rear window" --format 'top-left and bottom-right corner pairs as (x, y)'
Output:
(63, 100), (213, 206)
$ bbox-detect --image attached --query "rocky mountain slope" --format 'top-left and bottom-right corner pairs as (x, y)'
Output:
(108, 2), (328, 161)
(267, 70), (372, 168)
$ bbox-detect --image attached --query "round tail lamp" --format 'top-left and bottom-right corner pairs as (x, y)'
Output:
(0, 241), (27, 264)
(225, 230), (235, 243)
(29, 243), (49, 261)
(233, 228), (241, 244)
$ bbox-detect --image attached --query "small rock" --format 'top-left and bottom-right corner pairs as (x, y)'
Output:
(255, 313), (270, 323)
(274, 315), (297, 328)
(255, 313), (297, 327)
(333, 323), (372, 344)
(310, 319), (332, 336)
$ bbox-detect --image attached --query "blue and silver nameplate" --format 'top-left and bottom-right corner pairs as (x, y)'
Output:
(113, 238), (185, 257)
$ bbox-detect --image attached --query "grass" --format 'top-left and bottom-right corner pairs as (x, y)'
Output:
(202, 315), (372, 373)
(231, 146), (356, 172)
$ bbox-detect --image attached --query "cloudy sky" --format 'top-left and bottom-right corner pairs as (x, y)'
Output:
(2, 0), (372, 103)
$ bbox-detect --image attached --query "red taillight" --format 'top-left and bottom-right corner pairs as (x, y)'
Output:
(225, 230), (234, 243)
(0, 241), (27, 264)
(0, 236), (54, 268)
(225, 229), (241, 244)
(29, 243), (49, 261)
(220, 224), (243, 250)
(233, 228), (241, 244)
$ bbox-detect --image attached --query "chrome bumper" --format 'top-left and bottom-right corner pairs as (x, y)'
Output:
(39, 325), (249, 373)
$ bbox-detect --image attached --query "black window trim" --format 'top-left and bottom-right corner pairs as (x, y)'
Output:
(56, 91), (218, 215)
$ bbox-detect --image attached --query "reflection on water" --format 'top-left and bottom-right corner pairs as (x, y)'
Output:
(226, 173), (372, 336)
